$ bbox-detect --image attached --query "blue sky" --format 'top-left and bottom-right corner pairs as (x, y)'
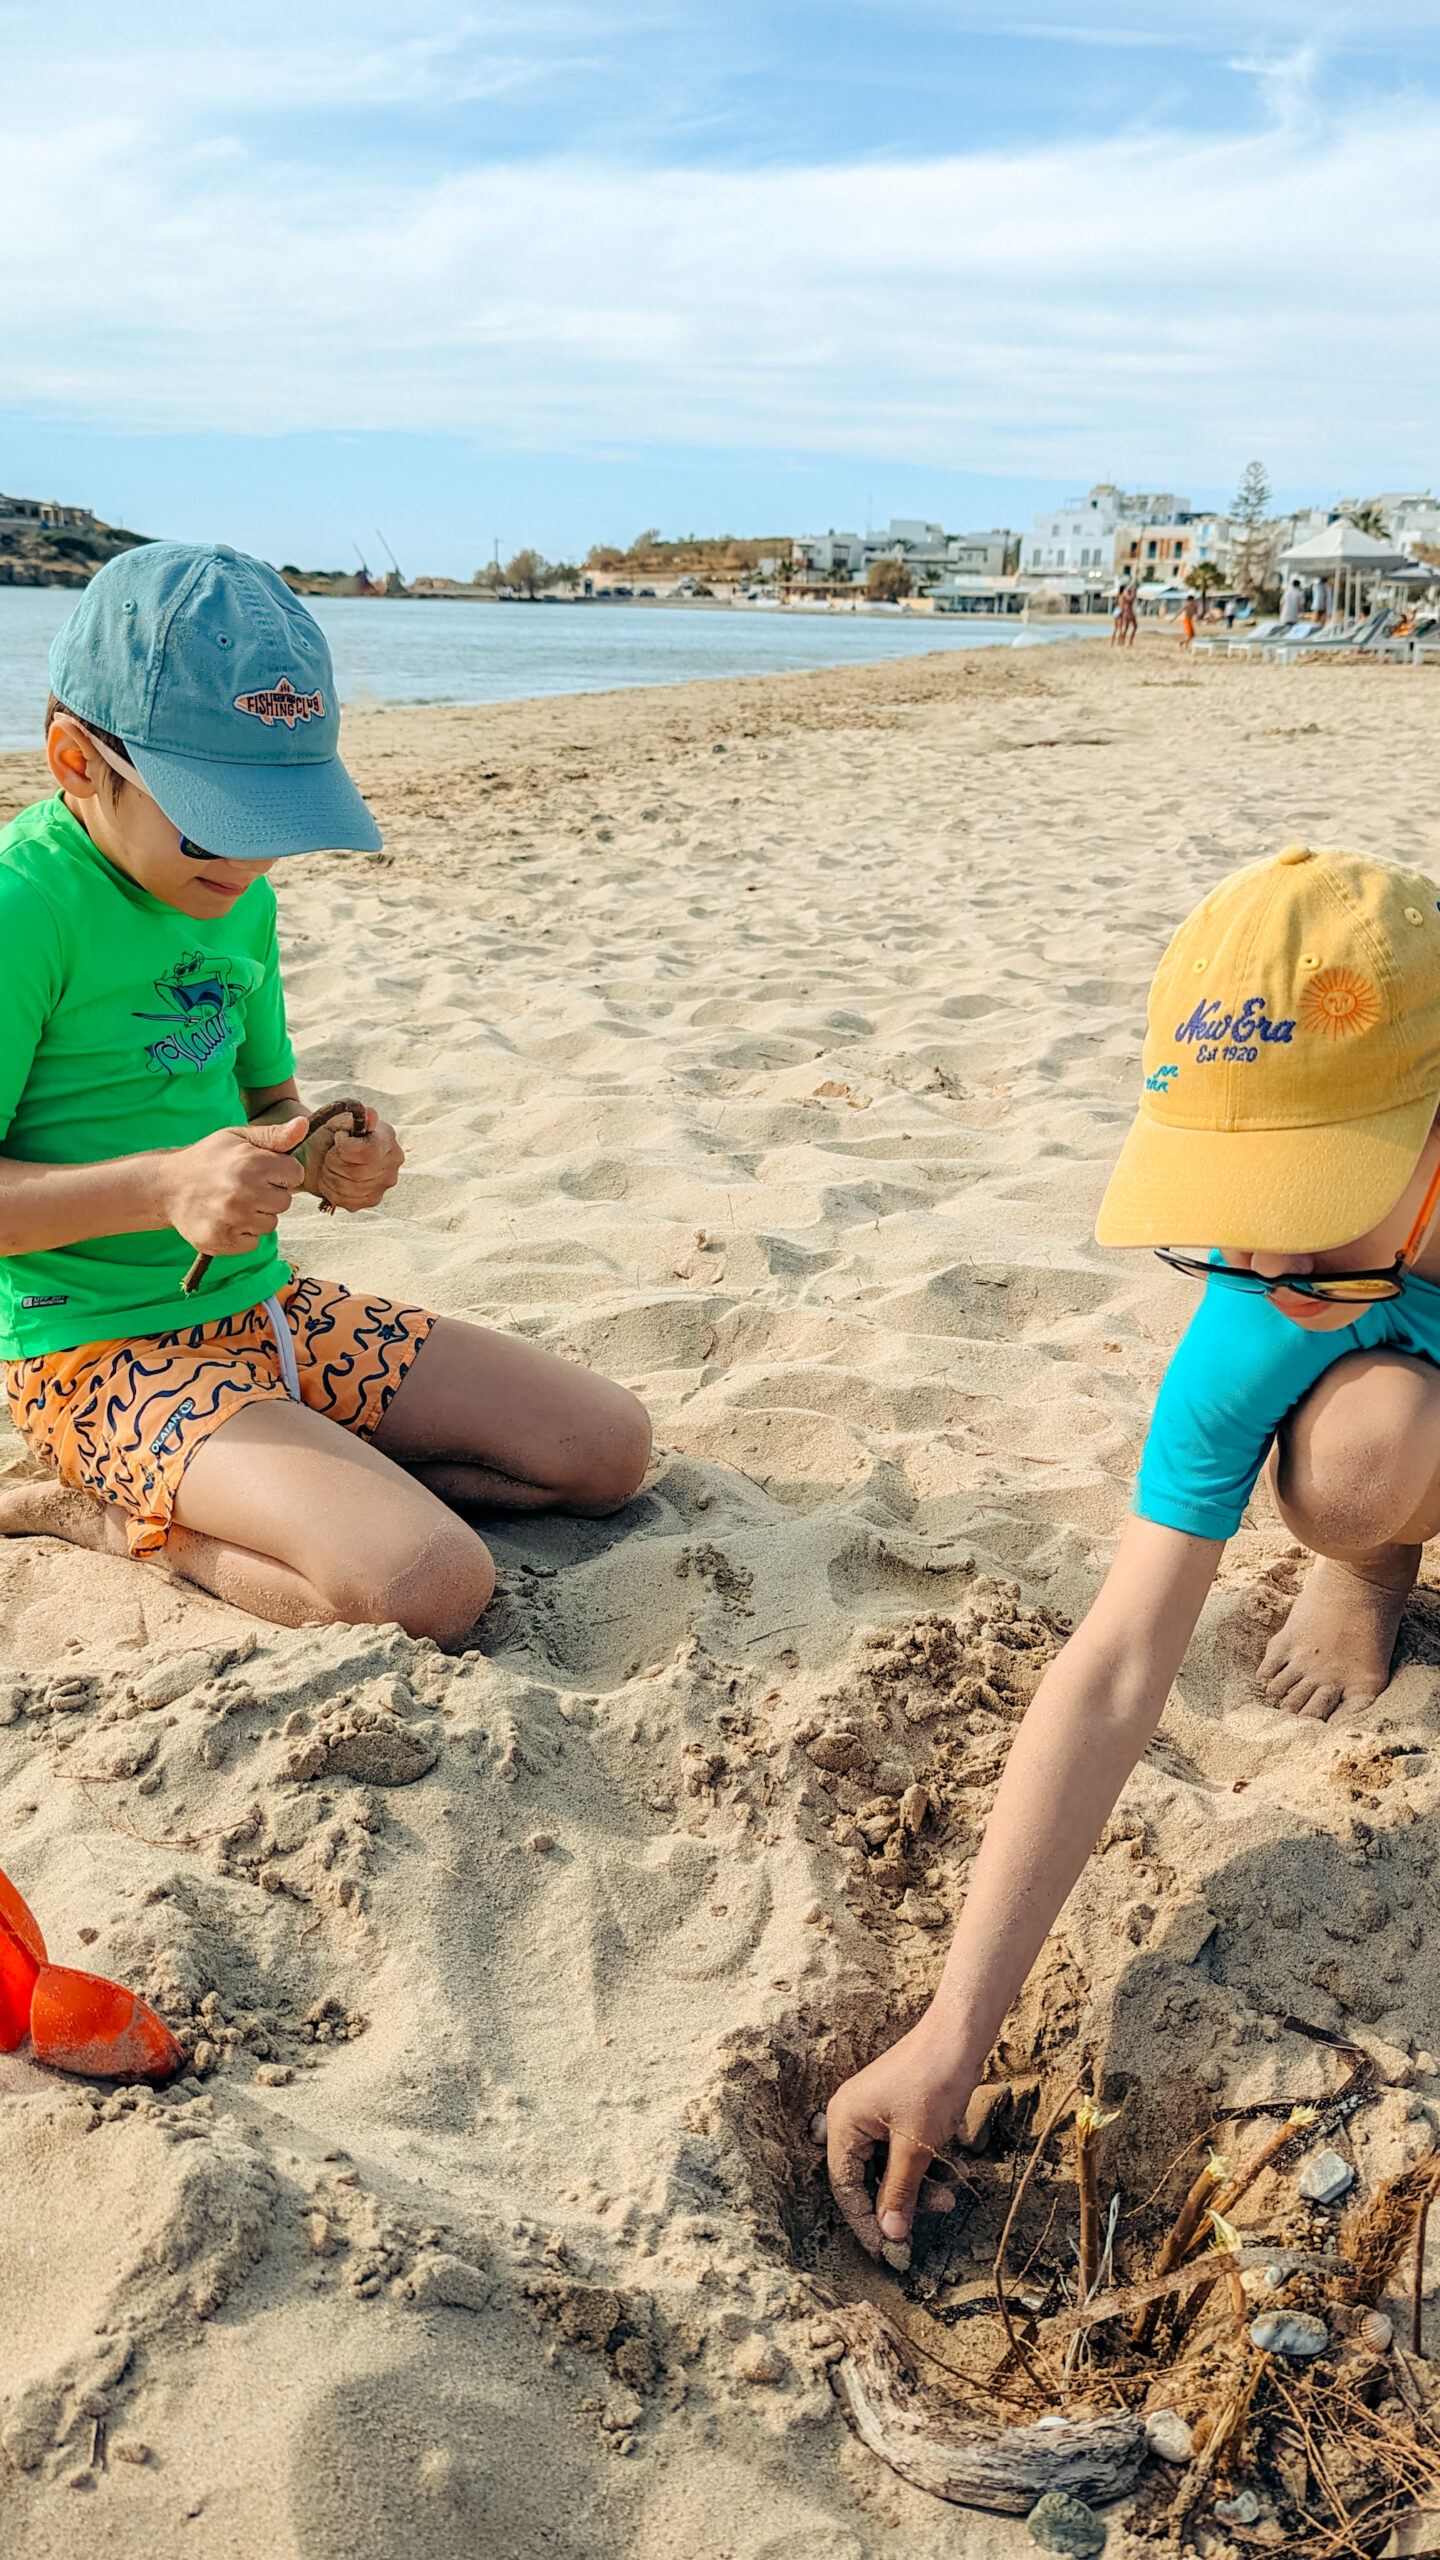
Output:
(3, 4), (1438, 572)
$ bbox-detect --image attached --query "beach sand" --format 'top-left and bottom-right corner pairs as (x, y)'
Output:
(3, 634), (1440, 2555)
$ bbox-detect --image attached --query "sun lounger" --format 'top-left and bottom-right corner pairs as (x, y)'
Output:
(1266, 608), (1394, 664)
(1192, 618), (1280, 658)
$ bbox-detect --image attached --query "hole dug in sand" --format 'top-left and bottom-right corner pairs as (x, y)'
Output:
(701, 1819), (1440, 2552)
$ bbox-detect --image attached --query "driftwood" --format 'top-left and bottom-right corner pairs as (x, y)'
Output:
(828, 2302), (1146, 2513)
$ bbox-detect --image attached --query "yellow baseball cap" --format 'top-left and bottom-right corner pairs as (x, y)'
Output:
(1097, 845), (1440, 1251)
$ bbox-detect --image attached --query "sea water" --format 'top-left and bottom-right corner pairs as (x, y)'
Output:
(0, 587), (1079, 753)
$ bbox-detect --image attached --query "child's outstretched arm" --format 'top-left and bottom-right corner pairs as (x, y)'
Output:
(825, 1518), (1223, 2256)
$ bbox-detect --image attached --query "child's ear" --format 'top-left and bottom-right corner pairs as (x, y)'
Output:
(46, 722), (99, 797)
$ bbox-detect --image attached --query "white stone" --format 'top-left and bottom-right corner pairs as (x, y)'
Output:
(1216, 2490), (1260, 2524)
(1249, 2310), (1328, 2356)
(1143, 2408), (1194, 2463)
(1297, 2148), (1355, 2205)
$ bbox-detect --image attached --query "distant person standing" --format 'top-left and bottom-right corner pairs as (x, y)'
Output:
(1280, 575), (1304, 629)
(1179, 593), (1197, 650)
(1111, 582), (1137, 648)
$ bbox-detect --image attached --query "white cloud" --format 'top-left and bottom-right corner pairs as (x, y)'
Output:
(3, 90), (1439, 490)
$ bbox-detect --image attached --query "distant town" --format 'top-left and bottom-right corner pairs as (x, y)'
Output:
(3, 472), (1438, 619)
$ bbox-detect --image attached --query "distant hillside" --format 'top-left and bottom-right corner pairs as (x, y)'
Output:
(0, 495), (149, 587)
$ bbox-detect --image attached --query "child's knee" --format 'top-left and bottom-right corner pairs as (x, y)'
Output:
(332, 1518), (495, 1641)
(567, 1388), (652, 1514)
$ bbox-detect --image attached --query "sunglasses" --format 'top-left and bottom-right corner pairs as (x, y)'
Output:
(1156, 1155), (1440, 1305)
(60, 723), (232, 866)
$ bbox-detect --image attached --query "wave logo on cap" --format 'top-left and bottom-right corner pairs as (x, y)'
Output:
(233, 676), (326, 729)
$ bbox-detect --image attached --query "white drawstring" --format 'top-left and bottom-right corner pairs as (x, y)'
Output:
(264, 1295), (301, 1401)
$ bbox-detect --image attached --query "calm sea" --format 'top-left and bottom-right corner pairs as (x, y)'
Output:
(0, 586), (1076, 753)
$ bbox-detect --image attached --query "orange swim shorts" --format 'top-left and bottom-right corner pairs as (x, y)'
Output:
(3, 1272), (437, 1558)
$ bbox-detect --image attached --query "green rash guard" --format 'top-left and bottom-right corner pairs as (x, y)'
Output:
(0, 795), (297, 1360)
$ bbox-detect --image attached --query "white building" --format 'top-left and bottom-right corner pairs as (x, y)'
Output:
(793, 518), (1015, 583)
(1028, 483), (1199, 576)
(1369, 492), (1440, 547)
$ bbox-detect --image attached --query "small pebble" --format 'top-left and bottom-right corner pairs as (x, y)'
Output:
(1361, 2309), (1394, 2350)
(111, 2438), (150, 2465)
(1297, 2148), (1355, 2205)
(1248, 2310), (1328, 2357)
(880, 2239), (911, 2272)
(1026, 2489), (1106, 2556)
(735, 2337), (784, 2384)
(526, 1832), (555, 1854)
(253, 2064), (292, 2087)
(808, 2110), (828, 2144)
(1215, 2489), (1260, 2525)
(1143, 2407), (1193, 2463)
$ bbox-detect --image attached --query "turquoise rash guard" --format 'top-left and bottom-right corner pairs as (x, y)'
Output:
(1134, 1269), (1440, 1542)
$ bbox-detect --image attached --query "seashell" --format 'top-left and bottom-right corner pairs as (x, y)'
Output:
(1296, 2148), (1355, 2205)
(808, 2110), (828, 2144)
(1361, 2309), (1394, 2351)
(1215, 2490), (1260, 2524)
(1248, 2310), (1328, 2357)
(1142, 2408), (1193, 2464)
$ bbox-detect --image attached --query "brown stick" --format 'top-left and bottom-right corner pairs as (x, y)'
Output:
(1411, 2166), (1440, 2357)
(1132, 2146), (1228, 2348)
(1208, 2105), (1319, 2231)
(181, 1099), (370, 1298)
(991, 2073), (1085, 2400)
(1074, 2098), (1107, 2305)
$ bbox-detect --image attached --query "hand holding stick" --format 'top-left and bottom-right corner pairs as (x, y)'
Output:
(180, 1099), (371, 1298)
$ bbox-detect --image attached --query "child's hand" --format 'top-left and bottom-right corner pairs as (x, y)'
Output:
(826, 2021), (977, 2255)
(163, 1117), (309, 1255)
(301, 1106), (404, 1212)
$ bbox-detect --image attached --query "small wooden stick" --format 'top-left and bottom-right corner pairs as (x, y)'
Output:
(991, 2072), (1085, 2400)
(180, 1099), (370, 1298)
(1411, 2166), (1440, 2356)
(1209, 2105), (1319, 2229)
(1074, 2095), (1117, 2306)
(1132, 2144), (1229, 2348)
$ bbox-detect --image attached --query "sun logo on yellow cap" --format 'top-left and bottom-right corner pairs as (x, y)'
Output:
(1297, 966), (1381, 1040)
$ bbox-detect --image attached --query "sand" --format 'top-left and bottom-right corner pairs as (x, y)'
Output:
(2, 634), (1440, 2556)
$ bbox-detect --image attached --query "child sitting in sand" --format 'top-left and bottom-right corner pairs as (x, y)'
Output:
(826, 842), (1440, 2255)
(0, 544), (650, 1641)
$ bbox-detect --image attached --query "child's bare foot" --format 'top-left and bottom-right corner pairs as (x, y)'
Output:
(1258, 1552), (1417, 1721)
(0, 1474), (131, 1561)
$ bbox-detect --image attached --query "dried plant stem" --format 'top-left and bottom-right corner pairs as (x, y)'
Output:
(1411, 2168), (1440, 2357)
(1164, 2351), (1263, 2545)
(1209, 2106), (1320, 2231)
(1074, 2096), (1116, 2306)
(1133, 2149), (1228, 2350)
(991, 2073), (1085, 2401)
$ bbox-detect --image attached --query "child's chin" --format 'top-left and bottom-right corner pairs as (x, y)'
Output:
(1274, 1296), (1362, 1333)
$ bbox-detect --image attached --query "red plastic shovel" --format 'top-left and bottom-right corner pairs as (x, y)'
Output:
(0, 1864), (183, 2079)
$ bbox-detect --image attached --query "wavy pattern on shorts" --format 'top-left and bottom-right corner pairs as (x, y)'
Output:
(4, 1278), (436, 1557)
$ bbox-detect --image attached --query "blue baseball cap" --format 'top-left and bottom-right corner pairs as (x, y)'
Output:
(49, 542), (382, 859)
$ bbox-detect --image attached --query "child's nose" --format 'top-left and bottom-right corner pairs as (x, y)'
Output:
(1251, 1251), (1314, 1278)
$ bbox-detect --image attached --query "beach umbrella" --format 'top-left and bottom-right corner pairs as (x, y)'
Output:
(1279, 522), (1411, 626)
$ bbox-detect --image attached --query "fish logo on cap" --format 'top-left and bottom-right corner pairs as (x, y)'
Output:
(233, 676), (325, 729)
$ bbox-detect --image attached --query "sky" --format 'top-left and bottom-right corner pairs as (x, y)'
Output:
(2, 3), (1439, 574)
